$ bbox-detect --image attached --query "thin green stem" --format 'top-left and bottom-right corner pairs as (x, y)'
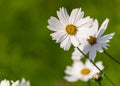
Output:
(104, 50), (120, 64)
(88, 81), (91, 86)
(76, 47), (102, 72)
(98, 81), (101, 86)
(104, 73), (116, 86)
(77, 47), (116, 86)
(98, 82), (101, 86)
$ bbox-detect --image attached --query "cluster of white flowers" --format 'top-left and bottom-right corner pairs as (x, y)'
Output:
(47, 7), (115, 82)
(0, 78), (30, 86)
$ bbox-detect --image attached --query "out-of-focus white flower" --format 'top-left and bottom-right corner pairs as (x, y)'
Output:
(0, 78), (30, 86)
(47, 7), (93, 50)
(0, 79), (10, 86)
(20, 78), (30, 86)
(72, 18), (115, 60)
(11, 78), (30, 86)
(11, 80), (19, 86)
(64, 60), (104, 82)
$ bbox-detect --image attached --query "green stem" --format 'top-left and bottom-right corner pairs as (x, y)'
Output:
(88, 81), (91, 86)
(104, 50), (120, 64)
(77, 47), (116, 86)
(98, 81), (101, 86)
(76, 47), (102, 73)
(104, 73), (116, 86)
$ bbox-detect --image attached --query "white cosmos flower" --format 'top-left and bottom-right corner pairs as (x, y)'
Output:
(0, 79), (10, 86)
(11, 78), (30, 86)
(72, 18), (115, 60)
(11, 80), (19, 86)
(47, 7), (94, 50)
(64, 60), (104, 82)
(20, 78), (30, 86)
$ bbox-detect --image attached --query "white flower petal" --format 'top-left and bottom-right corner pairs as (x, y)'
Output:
(72, 62), (84, 77)
(62, 7), (69, 20)
(11, 80), (19, 86)
(74, 9), (84, 24)
(102, 43), (109, 49)
(76, 16), (93, 28)
(96, 61), (104, 70)
(94, 43), (103, 52)
(83, 44), (91, 54)
(97, 33), (115, 43)
(47, 17), (65, 31)
(96, 18), (109, 37)
(92, 19), (99, 34)
(77, 27), (94, 40)
(72, 47), (84, 61)
(89, 46), (97, 60)
(92, 61), (104, 74)
(0, 79), (10, 86)
(50, 30), (67, 43)
(64, 76), (78, 82)
(72, 44), (91, 61)
(20, 78), (30, 86)
(79, 76), (90, 82)
(65, 66), (73, 75)
(69, 8), (84, 24)
(72, 56), (81, 62)
(60, 35), (71, 50)
(70, 36), (79, 47)
(85, 60), (92, 67)
(57, 7), (69, 25)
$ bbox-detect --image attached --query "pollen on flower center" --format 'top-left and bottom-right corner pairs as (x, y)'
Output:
(80, 68), (91, 75)
(87, 36), (96, 45)
(66, 24), (77, 35)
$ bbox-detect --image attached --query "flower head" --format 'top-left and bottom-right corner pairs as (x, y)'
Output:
(72, 18), (115, 60)
(11, 78), (30, 86)
(0, 78), (30, 86)
(0, 79), (10, 86)
(20, 78), (30, 86)
(47, 7), (93, 50)
(64, 60), (104, 82)
(11, 80), (19, 86)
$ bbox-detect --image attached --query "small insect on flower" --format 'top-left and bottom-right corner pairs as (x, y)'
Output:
(64, 60), (104, 82)
(47, 7), (94, 50)
(72, 18), (115, 60)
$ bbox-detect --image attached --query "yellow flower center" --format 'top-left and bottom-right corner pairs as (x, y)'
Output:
(87, 36), (96, 45)
(80, 68), (91, 75)
(66, 24), (77, 35)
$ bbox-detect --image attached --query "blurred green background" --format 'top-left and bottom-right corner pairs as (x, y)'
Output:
(0, 0), (120, 86)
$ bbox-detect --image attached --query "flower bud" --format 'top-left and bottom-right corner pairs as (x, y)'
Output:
(93, 73), (102, 82)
